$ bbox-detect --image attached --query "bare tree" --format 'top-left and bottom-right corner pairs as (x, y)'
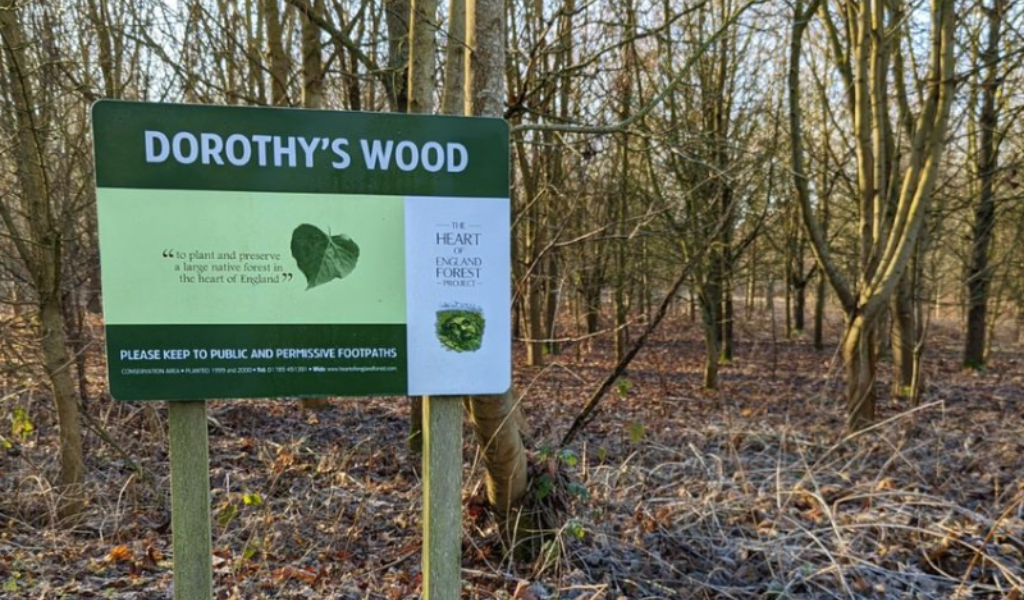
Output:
(0, 0), (85, 518)
(790, 0), (957, 430)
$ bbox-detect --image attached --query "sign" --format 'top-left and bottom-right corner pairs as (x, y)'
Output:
(92, 101), (511, 400)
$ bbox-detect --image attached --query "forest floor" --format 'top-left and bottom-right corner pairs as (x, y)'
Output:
(1, 306), (1023, 599)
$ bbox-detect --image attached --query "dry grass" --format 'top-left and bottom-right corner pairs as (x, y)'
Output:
(1, 307), (1022, 598)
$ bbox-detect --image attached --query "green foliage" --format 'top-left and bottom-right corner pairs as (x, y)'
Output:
(557, 448), (579, 468)
(627, 421), (646, 444)
(3, 576), (18, 593)
(435, 308), (485, 352)
(242, 492), (262, 507)
(10, 407), (34, 441)
(615, 377), (633, 398)
(216, 502), (238, 528)
(289, 224), (360, 290)
(566, 519), (586, 541)
(534, 473), (554, 501)
(567, 482), (589, 501)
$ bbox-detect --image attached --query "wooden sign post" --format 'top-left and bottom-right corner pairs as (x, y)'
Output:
(422, 397), (463, 598)
(168, 401), (213, 600)
(92, 101), (510, 599)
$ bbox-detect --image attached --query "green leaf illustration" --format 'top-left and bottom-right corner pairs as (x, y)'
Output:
(290, 224), (360, 290)
(435, 308), (485, 352)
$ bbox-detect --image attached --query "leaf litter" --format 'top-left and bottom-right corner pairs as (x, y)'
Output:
(0, 308), (1022, 598)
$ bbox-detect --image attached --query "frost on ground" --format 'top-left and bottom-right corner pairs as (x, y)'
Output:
(1, 311), (1022, 599)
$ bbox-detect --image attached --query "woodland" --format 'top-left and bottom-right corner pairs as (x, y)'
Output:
(1, 0), (1024, 598)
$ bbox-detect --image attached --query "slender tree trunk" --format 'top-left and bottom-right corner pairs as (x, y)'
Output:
(41, 300), (86, 518)
(689, 281), (697, 322)
(247, 0), (266, 102)
(813, 274), (826, 350)
(465, 0), (529, 542)
(963, 0), (1004, 369)
(385, 0), (411, 112)
(843, 316), (876, 430)
(745, 252), (756, 317)
(440, 0), (465, 114)
(543, 255), (559, 356)
(701, 295), (719, 389)
(86, 0), (117, 97)
(613, 0), (636, 363)
(264, 0), (289, 105)
(299, 0), (324, 108)
(583, 284), (600, 335)
(814, 171), (829, 350)
(406, 0), (440, 452)
(793, 281), (807, 333)
(891, 267), (915, 397)
(910, 244), (928, 403)
(783, 250), (793, 337)
(407, 0), (438, 115)
(720, 274), (734, 360)
(298, 0), (331, 412)
(525, 262), (545, 366)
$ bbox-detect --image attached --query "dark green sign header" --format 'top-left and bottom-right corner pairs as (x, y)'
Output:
(92, 101), (509, 197)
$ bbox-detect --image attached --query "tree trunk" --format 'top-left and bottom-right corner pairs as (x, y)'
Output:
(299, 0), (325, 109)
(440, 0), (465, 114)
(406, 0), (440, 451)
(701, 299), (719, 389)
(745, 253), (756, 317)
(407, 0), (438, 115)
(385, 0), (410, 112)
(784, 261), (793, 337)
(843, 316), (876, 431)
(583, 284), (600, 335)
(813, 275), (826, 349)
(891, 268), (915, 398)
(720, 274), (734, 360)
(41, 299), (86, 519)
(963, 0), (1004, 370)
(465, 391), (528, 528)
(543, 254), (559, 356)
(525, 271), (544, 365)
(789, 0), (956, 433)
(793, 281), (807, 333)
(465, 0), (530, 541)
(264, 0), (289, 105)
(299, 0), (331, 412)
(910, 246), (928, 404)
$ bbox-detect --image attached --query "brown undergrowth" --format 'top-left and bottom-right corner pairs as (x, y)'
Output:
(1, 307), (1022, 599)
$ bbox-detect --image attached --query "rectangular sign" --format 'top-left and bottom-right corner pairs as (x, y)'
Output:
(92, 101), (510, 400)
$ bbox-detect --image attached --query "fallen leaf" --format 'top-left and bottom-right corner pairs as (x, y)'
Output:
(105, 545), (133, 563)
(273, 565), (318, 585)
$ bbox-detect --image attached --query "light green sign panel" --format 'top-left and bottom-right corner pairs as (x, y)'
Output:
(92, 101), (510, 400)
